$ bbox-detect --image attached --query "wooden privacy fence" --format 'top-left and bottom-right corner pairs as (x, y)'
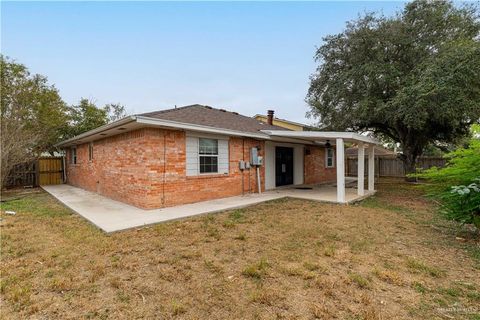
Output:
(38, 157), (64, 185)
(4, 157), (65, 188)
(346, 156), (446, 178)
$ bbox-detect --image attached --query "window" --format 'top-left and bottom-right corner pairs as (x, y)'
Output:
(199, 138), (218, 173)
(88, 142), (94, 161)
(326, 148), (334, 168)
(71, 147), (77, 164)
(186, 136), (229, 176)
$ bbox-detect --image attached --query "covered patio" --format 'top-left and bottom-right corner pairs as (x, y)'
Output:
(263, 130), (381, 203)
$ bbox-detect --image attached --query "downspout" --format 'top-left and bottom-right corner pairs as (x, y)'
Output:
(242, 138), (245, 196)
(162, 132), (167, 206)
(62, 152), (67, 183)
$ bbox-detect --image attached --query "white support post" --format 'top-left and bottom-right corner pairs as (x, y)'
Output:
(357, 142), (365, 196)
(368, 145), (375, 192)
(336, 138), (345, 203)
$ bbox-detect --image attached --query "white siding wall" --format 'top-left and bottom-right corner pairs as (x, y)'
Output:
(185, 134), (229, 176)
(264, 141), (304, 189)
(265, 142), (276, 190)
(293, 145), (304, 185)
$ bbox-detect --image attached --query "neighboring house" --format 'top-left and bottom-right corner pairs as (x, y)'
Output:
(57, 104), (379, 209)
(254, 110), (313, 131)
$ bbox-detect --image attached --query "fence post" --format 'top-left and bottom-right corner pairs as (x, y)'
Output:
(35, 160), (40, 187)
(62, 156), (66, 183)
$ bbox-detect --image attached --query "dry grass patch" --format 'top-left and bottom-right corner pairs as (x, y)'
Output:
(1, 179), (479, 319)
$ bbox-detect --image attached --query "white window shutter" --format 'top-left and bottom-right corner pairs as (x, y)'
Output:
(186, 136), (199, 176)
(218, 139), (229, 174)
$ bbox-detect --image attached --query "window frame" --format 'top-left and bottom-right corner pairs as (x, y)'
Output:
(88, 142), (94, 162)
(71, 147), (77, 165)
(325, 147), (335, 168)
(198, 138), (219, 174)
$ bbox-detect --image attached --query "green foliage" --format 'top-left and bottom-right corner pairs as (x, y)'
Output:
(0, 55), (127, 187)
(65, 100), (126, 139)
(1, 55), (69, 186)
(416, 126), (480, 228)
(67, 99), (108, 138)
(1, 55), (69, 154)
(306, 0), (480, 173)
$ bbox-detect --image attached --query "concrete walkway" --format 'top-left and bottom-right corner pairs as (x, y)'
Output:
(42, 184), (374, 233)
(42, 185), (284, 232)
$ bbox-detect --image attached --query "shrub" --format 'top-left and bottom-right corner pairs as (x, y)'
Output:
(442, 181), (480, 228)
(414, 125), (480, 230)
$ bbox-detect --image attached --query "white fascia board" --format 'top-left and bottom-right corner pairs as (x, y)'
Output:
(136, 116), (270, 139)
(55, 116), (137, 148)
(260, 130), (381, 145)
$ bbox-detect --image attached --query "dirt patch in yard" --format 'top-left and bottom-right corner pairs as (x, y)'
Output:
(1, 179), (479, 319)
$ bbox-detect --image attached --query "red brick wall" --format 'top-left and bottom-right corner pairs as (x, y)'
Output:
(304, 146), (337, 184)
(66, 128), (265, 209)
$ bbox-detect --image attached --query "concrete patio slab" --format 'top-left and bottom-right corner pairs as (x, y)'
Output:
(42, 184), (375, 233)
(42, 184), (284, 232)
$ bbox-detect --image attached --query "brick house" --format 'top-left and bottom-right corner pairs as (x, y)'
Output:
(57, 104), (378, 209)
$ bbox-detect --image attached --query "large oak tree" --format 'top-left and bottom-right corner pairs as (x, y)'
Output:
(306, 0), (480, 175)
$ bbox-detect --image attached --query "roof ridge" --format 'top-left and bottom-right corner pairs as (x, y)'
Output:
(139, 104), (204, 117)
(140, 104), (258, 121)
(136, 104), (289, 133)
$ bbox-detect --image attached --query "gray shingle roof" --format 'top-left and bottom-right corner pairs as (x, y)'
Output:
(139, 104), (288, 134)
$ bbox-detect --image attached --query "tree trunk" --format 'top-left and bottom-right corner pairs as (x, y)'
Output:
(399, 139), (422, 182)
(402, 156), (418, 182)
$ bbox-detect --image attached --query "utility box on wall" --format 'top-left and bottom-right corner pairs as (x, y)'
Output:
(251, 147), (263, 166)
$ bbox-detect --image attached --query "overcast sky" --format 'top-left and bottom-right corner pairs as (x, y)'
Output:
(2, 1), (403, 125)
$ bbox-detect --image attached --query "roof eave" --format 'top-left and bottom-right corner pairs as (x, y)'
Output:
(260, 130), (381, 145)
(56, 117), (374, 149)
(56, 116), (273, 148)
(55, 116), (138, 148)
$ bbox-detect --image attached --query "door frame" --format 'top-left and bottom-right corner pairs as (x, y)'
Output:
(264, 141), (305, 190)
(275, 146), (294, 187)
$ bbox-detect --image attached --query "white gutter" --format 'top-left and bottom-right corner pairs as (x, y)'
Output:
(261, 130), (381, 145)
(56, 115), (272, 148)
(55, 116), (137, 148)
(56, 115), (376, 149)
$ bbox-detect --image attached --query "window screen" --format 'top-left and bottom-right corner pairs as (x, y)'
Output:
(88, 143), (93, 161)
(326, 148), (334, 168)
(199, 138), (218, 173)
(71, 147), (77, 164)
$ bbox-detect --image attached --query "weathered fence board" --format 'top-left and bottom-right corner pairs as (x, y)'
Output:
(5, 162), (37, 188)
(346, 156), (446, 177)
(4, 157), (64, 188)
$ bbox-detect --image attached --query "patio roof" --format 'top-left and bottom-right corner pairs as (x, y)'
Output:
(260, 130), (381, 145)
